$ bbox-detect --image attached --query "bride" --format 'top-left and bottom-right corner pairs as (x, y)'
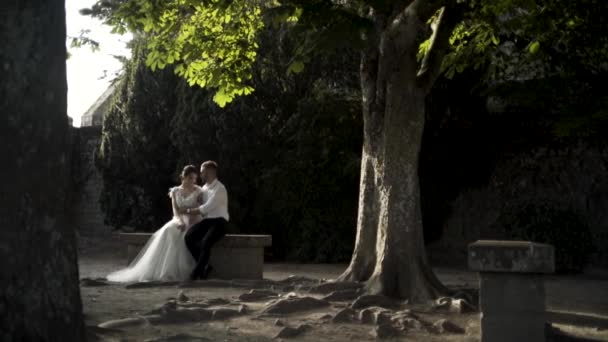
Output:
(107, 165), (203, 283)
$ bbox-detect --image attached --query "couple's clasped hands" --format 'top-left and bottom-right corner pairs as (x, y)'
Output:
(176, 207), (202, 231)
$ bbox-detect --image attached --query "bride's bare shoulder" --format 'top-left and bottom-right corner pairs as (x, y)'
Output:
(168, 185), (182, 197)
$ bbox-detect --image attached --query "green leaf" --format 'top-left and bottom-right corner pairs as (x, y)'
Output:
(491, 35), (500, 45)
(243, 86), (254, 95)
(213, 88), (232, 107)
(287, 60), (305, 75)
(529, 41), (540, 54)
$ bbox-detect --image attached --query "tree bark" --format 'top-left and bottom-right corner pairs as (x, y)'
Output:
(340, 1), (450, 301)
(0, 1), (86, 340)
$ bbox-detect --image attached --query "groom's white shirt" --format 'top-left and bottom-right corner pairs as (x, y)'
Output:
(197, 179), (229, 221)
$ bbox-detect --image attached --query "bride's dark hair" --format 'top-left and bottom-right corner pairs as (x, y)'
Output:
(180, 165), (198, 180)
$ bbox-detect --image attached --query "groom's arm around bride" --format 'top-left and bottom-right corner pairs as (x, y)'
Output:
(181, 160), (229, 280)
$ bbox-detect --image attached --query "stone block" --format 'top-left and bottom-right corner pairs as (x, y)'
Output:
(468, 240), (555, 274)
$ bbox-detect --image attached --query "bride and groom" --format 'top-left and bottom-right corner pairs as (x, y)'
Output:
(107, 161), (229, 283)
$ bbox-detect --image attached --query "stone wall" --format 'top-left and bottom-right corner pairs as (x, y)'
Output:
(69, 126), (110, 238)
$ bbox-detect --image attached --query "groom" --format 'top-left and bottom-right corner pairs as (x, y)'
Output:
(182, 160), (229, 280)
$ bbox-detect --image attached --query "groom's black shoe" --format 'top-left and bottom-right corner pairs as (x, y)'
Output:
(200, 265), (213, 280)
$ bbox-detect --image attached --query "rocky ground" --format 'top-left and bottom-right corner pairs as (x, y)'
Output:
(79, 235), (608, 341)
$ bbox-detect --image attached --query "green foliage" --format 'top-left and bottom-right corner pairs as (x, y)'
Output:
(499, 203), (595, 273)
(554, 108), (608, 140)
(84, 0), (370, 107)
(97, 36), (179, 230)
(444, 0), (608, 82)
(486, 75), (608, 141)
(96, 0), (264, 107)
(83, 0), (608, 109)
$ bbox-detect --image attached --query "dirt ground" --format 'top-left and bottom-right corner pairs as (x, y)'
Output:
(78, 235), (608, 342)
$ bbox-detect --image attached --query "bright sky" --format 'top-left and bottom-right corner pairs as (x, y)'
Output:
(65, 0), (131, 127)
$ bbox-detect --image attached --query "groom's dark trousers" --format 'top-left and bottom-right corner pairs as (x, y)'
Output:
(185, 217), (227, 278)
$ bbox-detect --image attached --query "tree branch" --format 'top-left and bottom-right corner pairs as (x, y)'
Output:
(416, 3), (463, 94)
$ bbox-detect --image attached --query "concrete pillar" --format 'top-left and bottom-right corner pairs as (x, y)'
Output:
(468, 240), (555, 342)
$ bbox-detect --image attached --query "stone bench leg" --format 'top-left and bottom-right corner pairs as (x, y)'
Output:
(127, 243), (142, 264)
(209, 246), (264, 279)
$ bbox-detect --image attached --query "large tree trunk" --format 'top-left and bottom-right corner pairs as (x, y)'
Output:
(0, 1), (86, 340)
(340, 2), (450, 301)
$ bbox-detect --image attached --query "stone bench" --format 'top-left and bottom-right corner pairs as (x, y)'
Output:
(468, 240), (555, 342)
(118, 232), (272, 279)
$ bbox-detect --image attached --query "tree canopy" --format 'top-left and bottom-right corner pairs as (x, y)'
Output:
(85, 0), (608, 107)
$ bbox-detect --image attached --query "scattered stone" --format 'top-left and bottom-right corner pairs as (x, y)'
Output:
(239, 289), (279, 302)
(206, 298), (231, 306)
(177, 291), (189, 302)
(359, 308), (375, 325)
(332, 308), (356, 323)
(98, 317), (149, 329)
(144, 301), (177, 316)
(319, 314), (333, 321)
(433, 297), (475, 314)
(359, 308), (391, 325)
(212, 308), (241, 320)
(432, 319), (465, 334)
(143, 301), (214, 324)
(389, 310), (422, 331)
(275, 324), (311, 339)
(322, 289), (361, 302)
(274, 319), (285, 327)
(263, 296), (330, 315)
(390, 309), (416, 319)
(175, 302), (209, 310)
(375, 312), (391, 326)
(80, 278), (108, 287)
(395, 317), (424, 331)
(465, 319), (480, 336)
(278, 275), (318, 284)
(310, 282), (363, 295)
(293, 284), (313, 292)
(450, 298), (475, 313)
(452, 289), (479, 307)
(351, 295), (400, 310)
(144, 333), (210, 342)
(161, 308), (212, 324)
(374, 323), (401, 339)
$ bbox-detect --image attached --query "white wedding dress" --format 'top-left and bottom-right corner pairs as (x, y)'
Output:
(107, 186), (203, 283)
